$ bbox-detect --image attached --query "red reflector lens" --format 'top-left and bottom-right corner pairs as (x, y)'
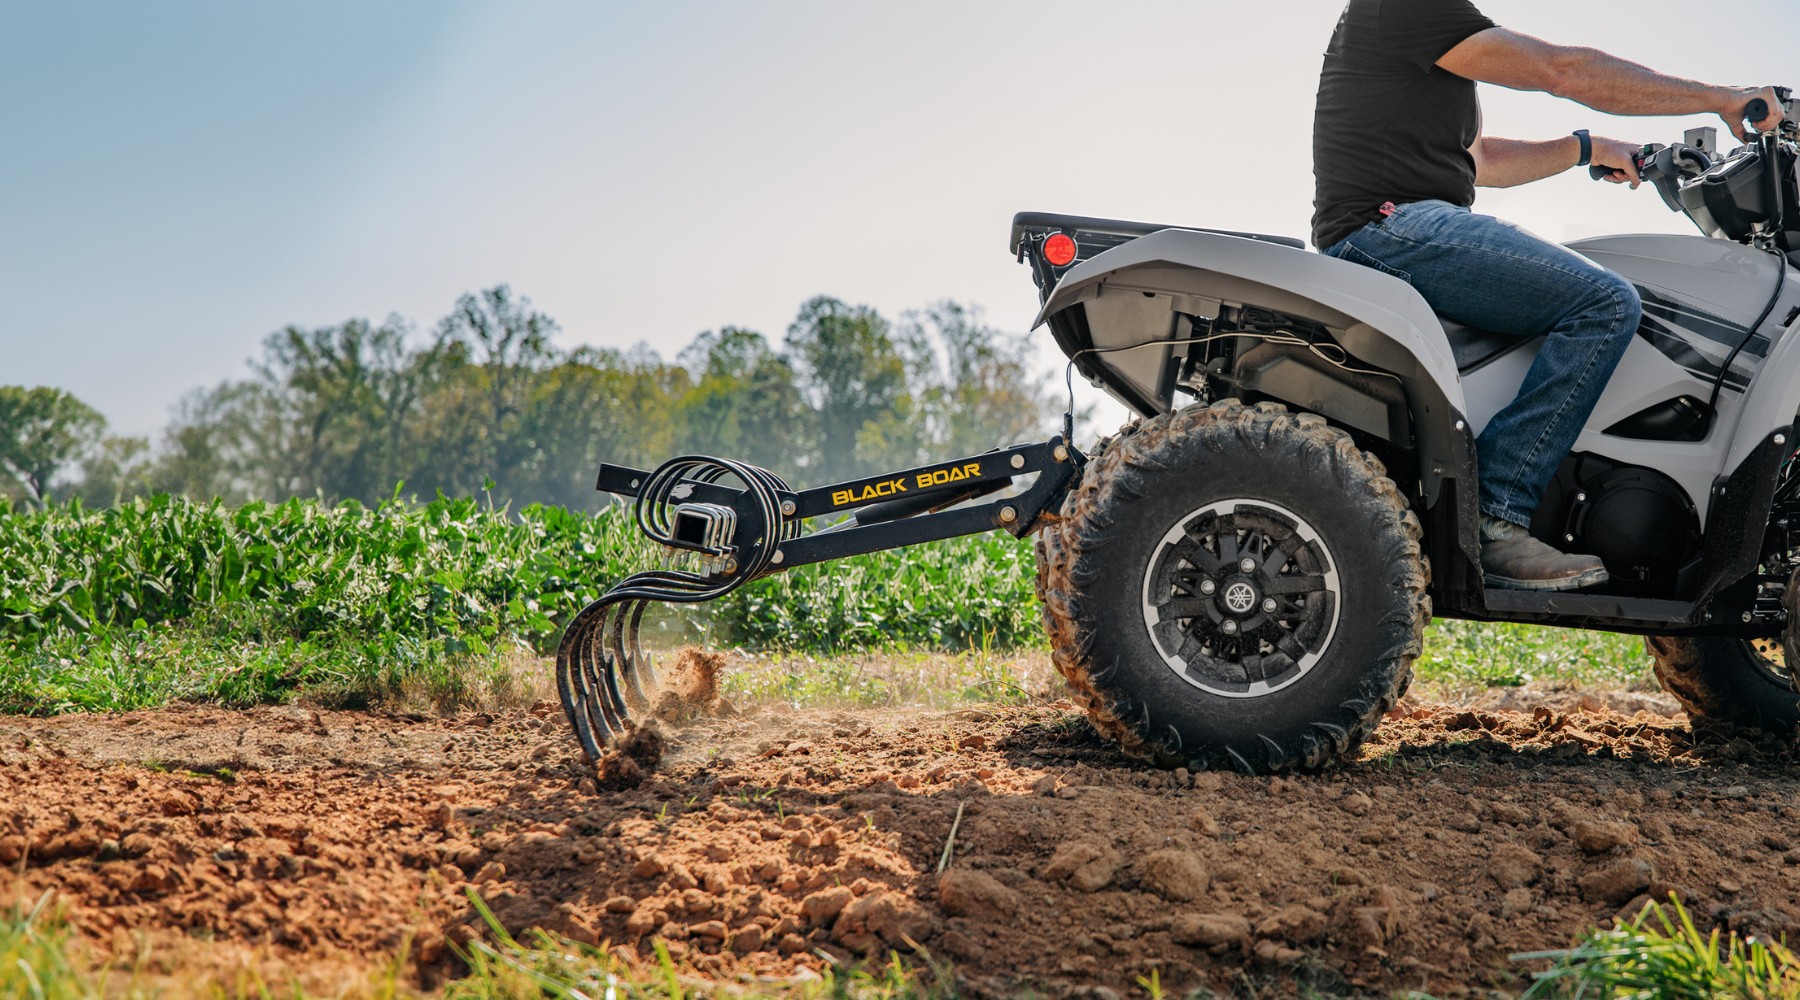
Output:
(1043, 233), (1078, 267)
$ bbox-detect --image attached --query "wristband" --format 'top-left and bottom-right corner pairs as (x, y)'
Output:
(1573, 129), (1592, 167)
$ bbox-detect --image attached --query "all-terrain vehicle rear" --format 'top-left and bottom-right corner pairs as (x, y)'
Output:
(1018, 98), (1800, 770)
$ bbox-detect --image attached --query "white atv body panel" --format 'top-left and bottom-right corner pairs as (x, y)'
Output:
(1461, 234), (1800, 523)
(1047, 228), (1799, 527)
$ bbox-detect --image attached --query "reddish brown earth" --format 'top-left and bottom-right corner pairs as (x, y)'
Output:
(5, 668), (1800, 998)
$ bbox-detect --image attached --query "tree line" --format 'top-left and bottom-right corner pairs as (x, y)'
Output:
(1, 286), (1065, 512)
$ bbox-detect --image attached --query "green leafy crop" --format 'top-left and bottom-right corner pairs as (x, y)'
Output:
(0, 493), (1045, 713)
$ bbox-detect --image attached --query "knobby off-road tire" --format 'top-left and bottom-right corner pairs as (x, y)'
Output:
(1645, 635), (1800, 735)
(1035, 400), (1430, 774)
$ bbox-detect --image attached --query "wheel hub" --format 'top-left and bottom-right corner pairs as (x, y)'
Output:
(1141, 499), (1341, 699)
(1220, 580), (1259, 615)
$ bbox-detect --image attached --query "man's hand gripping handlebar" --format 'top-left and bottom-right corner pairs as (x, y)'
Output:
(1590, 92), (1791, 185)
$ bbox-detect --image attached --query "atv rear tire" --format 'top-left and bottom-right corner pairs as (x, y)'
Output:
(1644, 635), (1800, 734)
(1035, 400), (1430, 774)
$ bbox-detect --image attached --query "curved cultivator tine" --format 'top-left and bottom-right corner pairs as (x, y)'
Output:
(558, 596), (661, 762)
(556, 595), (622, 762)
(613, 601), (653, 714)
(558, 453), (800, 760)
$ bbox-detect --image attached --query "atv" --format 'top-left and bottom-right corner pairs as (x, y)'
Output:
(560, 93), (1800, 774)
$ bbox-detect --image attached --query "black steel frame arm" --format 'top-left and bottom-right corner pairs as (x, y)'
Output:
(556, 435), (1085, 763)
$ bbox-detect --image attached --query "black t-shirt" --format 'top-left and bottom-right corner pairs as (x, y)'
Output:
(1311, 0), (1497, 249)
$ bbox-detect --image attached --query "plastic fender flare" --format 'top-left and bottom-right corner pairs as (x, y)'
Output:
(1032, 228), (1467, 413)
(1034, 228), (1474, 511)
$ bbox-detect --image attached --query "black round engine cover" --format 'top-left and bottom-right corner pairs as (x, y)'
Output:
(1568, 466), (1700, 590)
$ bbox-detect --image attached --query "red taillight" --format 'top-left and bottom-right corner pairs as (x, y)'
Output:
(1043, 232), (1077, 267)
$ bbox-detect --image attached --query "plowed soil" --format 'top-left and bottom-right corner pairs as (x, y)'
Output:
(6, 661), (1800, 998)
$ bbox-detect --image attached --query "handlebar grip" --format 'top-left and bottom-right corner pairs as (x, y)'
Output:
(1746, 98), (1770, 123)
(1590, 144), (1656, 182)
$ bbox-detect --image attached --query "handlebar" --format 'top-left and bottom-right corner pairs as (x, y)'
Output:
(1589, 92), (1788, 182)
(1589, 145), (1654, 182)
(1741, 89), (1793, 136)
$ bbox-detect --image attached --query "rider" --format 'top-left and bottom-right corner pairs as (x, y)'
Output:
(1312, 0), (1784, 591)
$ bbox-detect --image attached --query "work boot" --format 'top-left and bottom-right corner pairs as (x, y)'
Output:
(1479, 516), (1608, 591)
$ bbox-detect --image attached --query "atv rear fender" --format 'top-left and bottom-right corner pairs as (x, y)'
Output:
(1034, 229), (1474, 507)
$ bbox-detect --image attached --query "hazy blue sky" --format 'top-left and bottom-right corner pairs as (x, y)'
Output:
(4, 1), (1797, 440)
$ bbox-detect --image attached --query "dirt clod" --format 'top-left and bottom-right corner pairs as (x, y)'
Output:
(1139, 849), (1209, 901)
(1488, 843), (1544, 888)
(800, 887), (853, 927)
(1042, 840), (1120, 892)
(831, 891), (935, 952)
(1171, 912), (1251, 947)
(1572, 819), (1640, 853)
(1254, 905), (1327, 943)
(1579, 858), (1657, 904)
(596, 753), (645, 789)
(729, 923), (763, 953)
(937, 869), (1020, 921)
(594, 722), (666, 790)
(1490, 802), (1533, 825)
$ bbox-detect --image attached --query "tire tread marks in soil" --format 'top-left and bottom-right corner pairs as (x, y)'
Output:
(1036, 400), (1429, 773)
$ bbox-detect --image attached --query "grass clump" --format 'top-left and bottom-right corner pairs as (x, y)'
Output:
(1513, 897), (1800, 998)
(1, 891), (93, 1000)
(449, 889), (954, 1000)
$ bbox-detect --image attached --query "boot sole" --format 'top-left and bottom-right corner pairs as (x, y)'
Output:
(1484, 566), (1610, 592)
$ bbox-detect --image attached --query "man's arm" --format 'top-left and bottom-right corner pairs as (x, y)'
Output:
(1471, 134), (1646, 188)
(1439, 28), (1782, 140)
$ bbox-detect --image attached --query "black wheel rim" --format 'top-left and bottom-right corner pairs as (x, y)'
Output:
(1140, 500), (1341, 698)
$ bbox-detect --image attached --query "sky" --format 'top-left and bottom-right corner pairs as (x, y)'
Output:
(4, 0), (1797, 442)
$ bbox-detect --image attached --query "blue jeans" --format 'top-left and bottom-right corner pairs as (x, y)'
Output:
(1322, 201), (1641, 526)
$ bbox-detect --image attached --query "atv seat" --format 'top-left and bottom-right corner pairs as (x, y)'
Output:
(1440, 317), (1528, 374)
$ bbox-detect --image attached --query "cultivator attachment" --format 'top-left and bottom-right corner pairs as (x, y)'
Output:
(556, 436), (1085, 762)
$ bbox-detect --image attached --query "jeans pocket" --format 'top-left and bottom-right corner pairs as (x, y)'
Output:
(1337, 242), (1412, 284)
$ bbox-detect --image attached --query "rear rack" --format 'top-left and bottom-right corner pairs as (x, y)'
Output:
(1011, 211), (1307, 303)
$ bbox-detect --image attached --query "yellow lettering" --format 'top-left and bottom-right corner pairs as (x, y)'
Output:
(910, 465), (994, 491)
(891, 478), (906, 492)
(832, 490), (851, 506)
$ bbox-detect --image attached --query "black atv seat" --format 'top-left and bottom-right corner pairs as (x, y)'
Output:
(1439, 316), (1526, 374)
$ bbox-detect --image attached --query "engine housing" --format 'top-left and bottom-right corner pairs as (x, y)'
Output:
(1529, 454), (1703, 598)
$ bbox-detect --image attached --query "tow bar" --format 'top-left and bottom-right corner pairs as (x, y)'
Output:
(557, 435), (1086, 762)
